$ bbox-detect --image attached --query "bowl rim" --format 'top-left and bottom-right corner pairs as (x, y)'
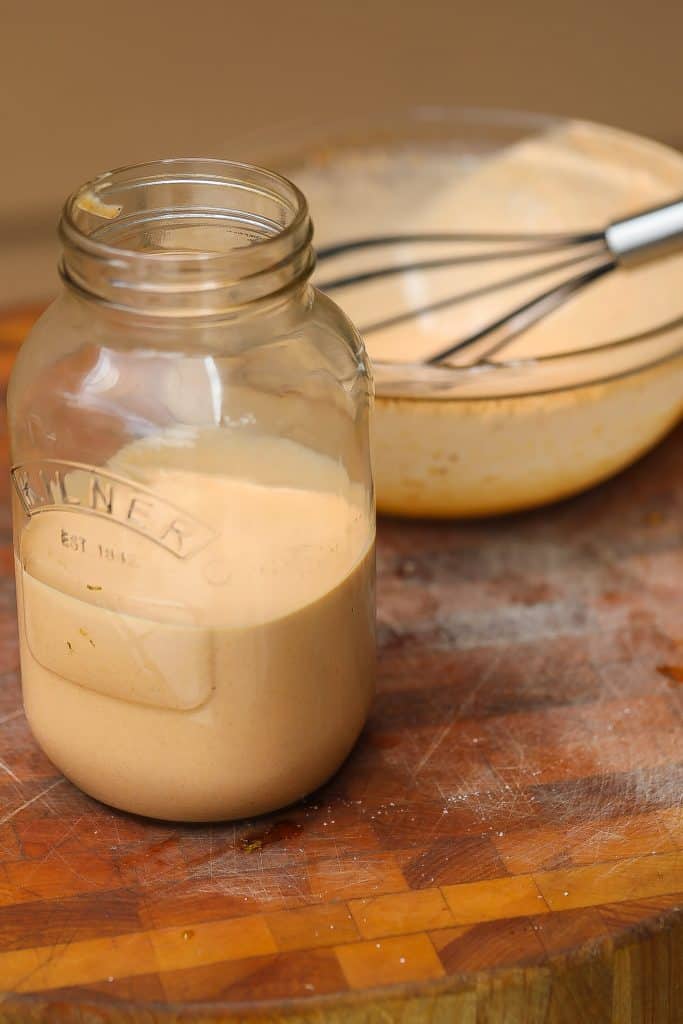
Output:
(258, 104), (683, 402)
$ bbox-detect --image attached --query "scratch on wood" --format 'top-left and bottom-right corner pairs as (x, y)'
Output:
(415, 722), (454, 775)
(0, 778), (65, 827)
(0, 756), (21, 784)
(30, 813), (88, 867)
(0, 708), (22, 728)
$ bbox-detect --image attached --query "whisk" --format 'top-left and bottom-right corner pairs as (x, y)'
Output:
(316, 196), (683, 365)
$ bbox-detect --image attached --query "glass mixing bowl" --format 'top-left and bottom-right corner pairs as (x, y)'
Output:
(243, 108), (683, 517)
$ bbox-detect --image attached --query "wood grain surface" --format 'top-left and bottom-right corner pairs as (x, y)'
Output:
(0, 306), (681, 1023)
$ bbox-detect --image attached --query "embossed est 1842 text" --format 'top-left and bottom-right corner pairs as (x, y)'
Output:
(12, 460), (216, 559)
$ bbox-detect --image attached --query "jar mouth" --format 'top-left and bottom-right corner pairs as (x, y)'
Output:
(59, 158), (314, 314)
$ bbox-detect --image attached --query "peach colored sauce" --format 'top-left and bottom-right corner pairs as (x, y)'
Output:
(15, 431), (375, 821)
(294, 122), (683, 516)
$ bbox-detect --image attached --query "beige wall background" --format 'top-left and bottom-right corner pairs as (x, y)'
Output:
(2, 0), (682, 305)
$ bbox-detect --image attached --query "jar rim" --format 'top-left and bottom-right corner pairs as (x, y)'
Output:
(58, 158), (314, 314)
(60, 157), (310, 261)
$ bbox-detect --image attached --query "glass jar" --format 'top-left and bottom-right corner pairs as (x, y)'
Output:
(8, 159), (375, 822)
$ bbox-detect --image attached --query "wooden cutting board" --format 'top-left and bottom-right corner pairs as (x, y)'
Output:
(0, 306), (681, 1023)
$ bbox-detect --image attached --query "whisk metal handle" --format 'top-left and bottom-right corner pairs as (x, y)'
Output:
(605, 196), (683, 265)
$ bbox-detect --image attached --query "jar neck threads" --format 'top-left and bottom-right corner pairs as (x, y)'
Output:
(59, 159), (314, 317)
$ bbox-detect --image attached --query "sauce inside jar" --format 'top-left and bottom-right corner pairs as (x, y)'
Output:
(16, 431), (375, 821)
